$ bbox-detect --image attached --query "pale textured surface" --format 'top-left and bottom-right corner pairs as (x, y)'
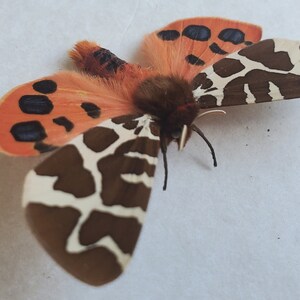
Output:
(1, 1), (300, 299)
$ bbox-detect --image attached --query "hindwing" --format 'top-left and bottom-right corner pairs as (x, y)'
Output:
(0, 71), (136, 156)
(142, 17), (262, 82)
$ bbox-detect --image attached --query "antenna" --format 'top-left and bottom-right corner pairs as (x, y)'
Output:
(191, 124), (217, 167)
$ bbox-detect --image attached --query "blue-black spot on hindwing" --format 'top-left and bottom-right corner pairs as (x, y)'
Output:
(10, 121), (47, 142)
(218, 28), (245, 45)
(209, 43), (228, 55)
(81, 102), (101, 119)
(185, 54), (205, 66)
(32, 80), (57, 94)
(182, 25), (211, 41)
(157, 30), (180, 41)
(19, 95), (53, 114)
(34, 142), (57, 153)
(53, 116), (74, 132)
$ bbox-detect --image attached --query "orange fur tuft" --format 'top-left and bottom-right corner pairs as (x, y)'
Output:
(69, 40), (100, 69)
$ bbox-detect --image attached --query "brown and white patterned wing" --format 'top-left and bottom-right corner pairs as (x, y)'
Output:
(22, 114), (160, 286)
(192, 39), (300, 108)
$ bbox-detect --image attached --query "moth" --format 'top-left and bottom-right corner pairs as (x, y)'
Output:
(1, 17), (300, 286)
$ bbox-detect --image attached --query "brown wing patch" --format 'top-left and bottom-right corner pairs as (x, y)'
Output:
(213, 58), (245, 77)
(25, 203), (122, 286)
(35, 144), (95, 198)
(97, 134), (159, 209)
(98, 154), (156, 210)
(191, 73), (214, 90)
(83, 127), (119, 152)
(79, 211), (141, 254)
(239, 39), (294, 71)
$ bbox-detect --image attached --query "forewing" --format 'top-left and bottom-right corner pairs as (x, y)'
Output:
(142, 17), (262, 82)
(193, 39), (300, 108)
(0, 71), (136, 156)
(22, 114), (160, 286)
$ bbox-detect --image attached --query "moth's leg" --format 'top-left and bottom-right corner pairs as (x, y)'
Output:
(69, 40), (129, 78)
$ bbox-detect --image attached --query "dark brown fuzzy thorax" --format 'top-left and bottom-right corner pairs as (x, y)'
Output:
(132, 75), (199, 138)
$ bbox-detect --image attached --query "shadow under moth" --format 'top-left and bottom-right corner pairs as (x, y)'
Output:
(0, 17), (300, 285)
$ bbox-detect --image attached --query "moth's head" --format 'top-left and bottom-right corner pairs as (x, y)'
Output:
(162, 102), (198, 149)
(133, 74), (200, 146)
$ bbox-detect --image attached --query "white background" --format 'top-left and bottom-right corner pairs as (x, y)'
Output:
(1, 1), (300, 299)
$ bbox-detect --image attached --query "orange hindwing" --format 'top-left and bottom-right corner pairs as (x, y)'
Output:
(142, 17), (262, 82)
(0, 71), (137, 156)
